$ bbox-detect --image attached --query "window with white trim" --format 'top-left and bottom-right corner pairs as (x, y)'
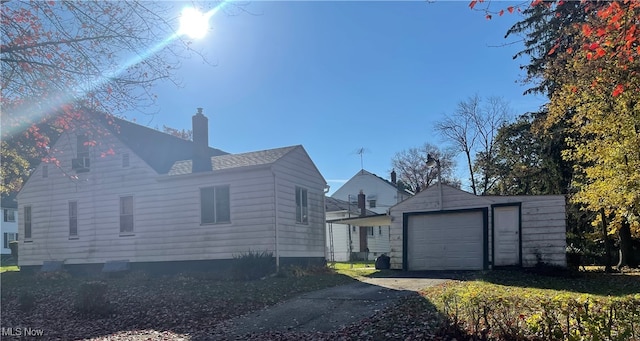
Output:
(200, 186), (230, 224)
(69, 201), (78, 237)
(367, 226), (374, 236)
(120, 196), (134, 234)
(3, 209), (15, 222)
(295, 186), (308, 224)
(368, 199), (376, 208)
(24, 206), (32, 239)
(3, 233), (18, 249)
(378, 226), (382, 235)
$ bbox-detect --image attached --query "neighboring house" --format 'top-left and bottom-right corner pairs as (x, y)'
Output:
(332, 184), (567, 270)
(17, 109), (327, 274)
(325, 196), (378, 262)
(1, 193), (18, 256)
(329, 170), (413, 260)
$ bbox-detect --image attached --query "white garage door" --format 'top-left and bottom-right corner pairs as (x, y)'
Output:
(407, 211), (484, 270)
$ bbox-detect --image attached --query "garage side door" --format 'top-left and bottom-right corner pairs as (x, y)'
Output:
(407, 211), (484, 270)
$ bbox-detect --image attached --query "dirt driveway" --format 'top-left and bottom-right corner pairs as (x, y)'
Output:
(227, 272), (467, 336)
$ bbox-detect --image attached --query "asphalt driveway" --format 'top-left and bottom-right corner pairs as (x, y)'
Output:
(227, 273), (457, 336)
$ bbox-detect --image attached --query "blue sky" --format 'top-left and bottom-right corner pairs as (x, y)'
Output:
(133, 1), (547, 195)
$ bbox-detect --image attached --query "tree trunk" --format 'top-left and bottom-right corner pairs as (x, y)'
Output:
(617, 220), (637, 269)
(465, 147), (477, 195)
(599, 209), (613, 272)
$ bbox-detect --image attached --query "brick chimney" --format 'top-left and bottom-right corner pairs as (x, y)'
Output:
(192, 108), (210, 173)
(391, 170), (397, 184)
(358, 190), (366, 217)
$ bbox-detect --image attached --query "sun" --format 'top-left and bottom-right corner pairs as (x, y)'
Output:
(179, 7), (210, 39)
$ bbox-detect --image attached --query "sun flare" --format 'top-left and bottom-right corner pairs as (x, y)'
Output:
(179, 7), (210, 39)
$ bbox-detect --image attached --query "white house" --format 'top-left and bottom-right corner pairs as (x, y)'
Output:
(331, 184), (567, 270)
(1, 193), (18, 256)
(16, 109), (327, 274)
(325, 196), (380, 262)
(328, 170), (413, 260)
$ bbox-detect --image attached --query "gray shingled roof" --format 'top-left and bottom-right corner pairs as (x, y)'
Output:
(96, 113), (228, 174)
(168, 146), (299, 176)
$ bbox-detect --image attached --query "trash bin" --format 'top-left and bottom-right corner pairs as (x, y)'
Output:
(375, 253), (390, 270)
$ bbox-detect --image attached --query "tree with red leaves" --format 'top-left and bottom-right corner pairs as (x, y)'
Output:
(1, 1), (231, 194)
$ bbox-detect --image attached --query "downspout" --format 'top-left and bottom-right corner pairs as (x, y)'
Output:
(272, 169), (280, 272)
(323, 185), (330, 263)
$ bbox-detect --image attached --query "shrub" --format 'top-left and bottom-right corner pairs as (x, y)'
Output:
(75, 281), (112, 317)
(231, 250), (275, 280)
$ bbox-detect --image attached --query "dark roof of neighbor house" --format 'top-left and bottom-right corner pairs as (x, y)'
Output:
(1, 192), (18, 208)
(325, 197), (376, 216)
(97, 113), (228, 174)
(167, 145), (300, 176)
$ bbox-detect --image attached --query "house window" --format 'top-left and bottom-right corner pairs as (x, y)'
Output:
(119, 196), (134, 234)
(367, 226), (374, 236)
(352, 226), (356, 232)
(72, 135), (91, 172)
(368, 199), (376, 208)
(200, 186), (230, 224)
(24, 206), (32, 239)
(378, 226), (382, 235)
(295, 186), (308, 224)
(122, 153), (130, 167)
(3, 209), (15, 222)
(69, 201), (78, 237)
(3, 233), (18, 249)
(77, 135), (90, 158)
(42, 165), (48, 178)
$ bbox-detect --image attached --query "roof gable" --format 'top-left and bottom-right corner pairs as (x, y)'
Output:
(392, 184), (493, 210)
(336, 169), (413, 197)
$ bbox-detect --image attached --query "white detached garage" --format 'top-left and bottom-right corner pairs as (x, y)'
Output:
(389, 184), (567, 271)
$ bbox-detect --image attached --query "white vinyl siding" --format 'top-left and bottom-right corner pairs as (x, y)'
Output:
(295, 186), (308, 224)
(120, 196), (134, 234)
(69, 201), (78, 238)
(200, 186), (230, 224)
(16, 131), (326, 265)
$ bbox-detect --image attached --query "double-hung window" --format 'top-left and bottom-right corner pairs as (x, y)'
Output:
(120, 196), (134, 234)
(3, 209), (15, 222)
(200, 186), (230, 224)
(24, 206), (32, 239)
(295, 186), (308, 224)
(69, 201), (78, 237)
